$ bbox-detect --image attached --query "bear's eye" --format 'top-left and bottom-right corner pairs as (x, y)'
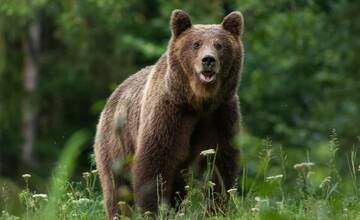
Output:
(192, 42), (201, 49)
(214, 42), (223, 50)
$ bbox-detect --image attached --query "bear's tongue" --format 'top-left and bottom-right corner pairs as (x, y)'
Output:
(199, 71), (216, 83)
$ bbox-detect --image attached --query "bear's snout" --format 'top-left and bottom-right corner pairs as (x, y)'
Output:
(196, 53), (219, 84)
(201, 55), (216, 68)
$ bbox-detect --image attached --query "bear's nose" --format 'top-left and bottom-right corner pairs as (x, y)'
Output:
(201, 55), (216, 68)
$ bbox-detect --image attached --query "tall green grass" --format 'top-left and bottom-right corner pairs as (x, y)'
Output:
(1, 131), (360, 220)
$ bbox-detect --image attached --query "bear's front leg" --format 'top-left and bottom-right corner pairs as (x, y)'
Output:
(212, 97), (240, 208)
(133, 101), (195, 213)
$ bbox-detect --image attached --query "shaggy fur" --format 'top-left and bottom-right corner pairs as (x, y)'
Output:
(94, 9), (244, 219)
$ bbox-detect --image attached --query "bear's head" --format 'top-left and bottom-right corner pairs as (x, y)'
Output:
(167, 9), (244, 100)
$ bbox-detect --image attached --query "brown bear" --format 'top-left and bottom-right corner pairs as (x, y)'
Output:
(94, 9), (244, 219)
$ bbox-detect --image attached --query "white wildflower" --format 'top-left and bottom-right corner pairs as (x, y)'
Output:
(200, 149), (216, 156)
(118, 201), (126, 205)
(82, 172), (90, 178)
(255, 196), (269, 204)
(265, 174), (283, 182)
(319, 176), (331, 189)
(32, 194), (48, 200)
(293, 162), (315, 170)
(208, 181), (216, 187)
(78, 198), (91, 203)
(227, 188), (237, 194)
(22, 174), (31, 179)
(250, 207), (259, 212)
(73, 198), (91, 205)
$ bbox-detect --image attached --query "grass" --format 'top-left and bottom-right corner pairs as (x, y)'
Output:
(1, 130), (360, 220)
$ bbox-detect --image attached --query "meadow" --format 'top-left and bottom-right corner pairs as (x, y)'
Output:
(2, 130), (359, 220)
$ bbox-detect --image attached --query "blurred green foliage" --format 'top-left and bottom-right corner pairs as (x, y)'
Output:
(0, 0), (359, 214)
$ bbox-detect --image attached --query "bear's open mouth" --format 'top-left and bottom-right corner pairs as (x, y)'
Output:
(199, 71), (216, 84)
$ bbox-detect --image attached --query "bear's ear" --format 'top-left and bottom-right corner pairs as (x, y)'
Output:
(170, 9), (192, 37)
(221, 11), (244, 37)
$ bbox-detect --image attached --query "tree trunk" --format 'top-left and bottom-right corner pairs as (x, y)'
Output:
(21, 18), (40, 165)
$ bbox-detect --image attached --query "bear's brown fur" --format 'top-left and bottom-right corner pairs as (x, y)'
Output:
(94, 9), (244, 219)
